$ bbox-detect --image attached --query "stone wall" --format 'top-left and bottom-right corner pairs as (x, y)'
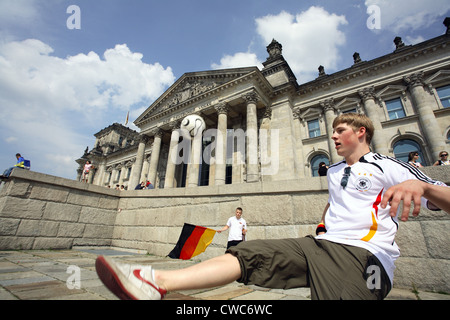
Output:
(113, 177), (329, 259)
(0, 166), (449, 292)
(0, 169), (119, 250)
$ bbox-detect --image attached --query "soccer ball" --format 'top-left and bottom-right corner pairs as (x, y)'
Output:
(181, 115), (205, 137)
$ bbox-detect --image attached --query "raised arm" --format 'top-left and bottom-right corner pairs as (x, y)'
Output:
(381, 180), (450, 221)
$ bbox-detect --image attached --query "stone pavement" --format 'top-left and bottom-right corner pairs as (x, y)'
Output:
(0, 248), (448, 301)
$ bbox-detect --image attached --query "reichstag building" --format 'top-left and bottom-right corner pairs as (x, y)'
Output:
(77, 21), (450, 190)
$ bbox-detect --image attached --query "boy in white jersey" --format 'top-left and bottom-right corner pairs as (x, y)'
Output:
(217, 207), (247, 249)
(95, 113), (447, 300)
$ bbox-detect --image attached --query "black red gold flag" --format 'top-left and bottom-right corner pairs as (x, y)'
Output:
(168, 223), (216, 260)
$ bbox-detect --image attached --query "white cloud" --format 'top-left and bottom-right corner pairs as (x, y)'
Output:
(0, 0), (39, 25)
(365, 0), (450, 33)
(255, 7), (348, 83)
(4, 136), (18, 143)
(211, 52), (262, 70)
(0, 39), (175, 179)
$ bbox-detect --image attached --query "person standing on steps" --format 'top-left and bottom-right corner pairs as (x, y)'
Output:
(217, 207), (247, 249)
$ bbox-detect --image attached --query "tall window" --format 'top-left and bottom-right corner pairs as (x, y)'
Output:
(385, 98), (406, 120)
(393, 139), (425, 165)
(436, 85), (450, 108)
(308, 119), (321, 138)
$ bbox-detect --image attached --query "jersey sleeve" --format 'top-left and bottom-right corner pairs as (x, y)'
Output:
(385, 159), (447, 211)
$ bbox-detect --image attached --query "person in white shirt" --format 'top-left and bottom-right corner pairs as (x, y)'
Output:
(81, 160), (93, 183)
(95, 113), (448, 300)
(217, 207), (247, 249)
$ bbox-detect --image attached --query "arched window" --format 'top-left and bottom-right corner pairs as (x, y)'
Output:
(311, 154), (330, 177)
(393, 139), (426, 166)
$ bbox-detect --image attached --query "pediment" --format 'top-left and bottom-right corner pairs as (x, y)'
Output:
(425, 70), (450, 86)
(298, 106), (323, 122)
(135, 67), (259, 126)
(375, 85), (407, 98)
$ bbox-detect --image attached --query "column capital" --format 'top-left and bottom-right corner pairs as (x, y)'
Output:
(242, 90), (260, 104)
(404, 71), (425, 89)
(139, 134), (150, 144)
(168, 121), (181, 131)
(320, 98), (335, 112)
(214, 102), (229, 115)
(150, 128), (164, 138)
(358, 87), (376, 102)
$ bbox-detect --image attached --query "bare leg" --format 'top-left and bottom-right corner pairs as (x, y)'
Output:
(154, 253), (241, 292)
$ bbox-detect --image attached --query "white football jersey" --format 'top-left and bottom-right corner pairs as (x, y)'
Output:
(316, 152), (446, 283)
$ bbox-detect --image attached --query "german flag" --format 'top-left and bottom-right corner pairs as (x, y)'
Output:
(168, 223), (216, 260)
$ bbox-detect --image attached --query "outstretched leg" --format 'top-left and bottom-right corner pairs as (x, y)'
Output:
(155, 253), (241, 292)
(95, 253), (241, 300)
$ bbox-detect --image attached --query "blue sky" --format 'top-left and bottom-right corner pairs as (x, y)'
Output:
(1, 0), (449, 180)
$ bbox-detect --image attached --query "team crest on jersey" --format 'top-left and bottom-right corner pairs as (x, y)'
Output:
(355, 176), (372, 192)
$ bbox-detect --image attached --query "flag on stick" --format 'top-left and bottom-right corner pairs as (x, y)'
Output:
(168, 223), (216, 260)
(125, 111), (129, 125)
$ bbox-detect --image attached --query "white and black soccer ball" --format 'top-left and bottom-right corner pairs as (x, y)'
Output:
(181, 115), (206, 137)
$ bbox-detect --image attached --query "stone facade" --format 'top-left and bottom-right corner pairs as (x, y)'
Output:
(78, 26), (450, 190)
(1, 167), (449, 293)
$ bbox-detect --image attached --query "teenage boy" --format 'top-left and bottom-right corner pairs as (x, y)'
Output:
(95, 113), (447, 300)
(217, 207), (247, 249)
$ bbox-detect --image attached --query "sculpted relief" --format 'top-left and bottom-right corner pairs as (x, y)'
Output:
(164, 81), (218, 110)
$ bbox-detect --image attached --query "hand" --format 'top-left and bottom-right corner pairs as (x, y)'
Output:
(381, 180), (425, 221)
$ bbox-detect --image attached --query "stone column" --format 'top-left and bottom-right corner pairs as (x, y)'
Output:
(165, 122), (180, 189)
(111, 166), (118, 186)
(148, 129), (163, 186)
(187, 119), (205, 188)
(93, 160), (106, 186)
(358, 87), (389, 155)
(321, 99), (341, 164)
(87, 167), (95, 184)
(292, 110), (306, 178)
(118, 162), (127, 186)
(214, 102), (228, 185)
(243, 90), (259, 183)
(404, 72), (446, 159)
(259, 105), (273, 180)
(129, 135), (149, 188)
(140, 155), (150, 183)
(231, 120), (245, 184)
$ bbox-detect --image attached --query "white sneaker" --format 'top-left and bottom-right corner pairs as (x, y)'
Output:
(95, 256), (167, 300)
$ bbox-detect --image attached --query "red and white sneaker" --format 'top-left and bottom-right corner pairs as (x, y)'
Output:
(95, 256), (167, 300)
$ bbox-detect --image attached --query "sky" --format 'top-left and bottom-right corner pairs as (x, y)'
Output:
(1, 0), (449, 180)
